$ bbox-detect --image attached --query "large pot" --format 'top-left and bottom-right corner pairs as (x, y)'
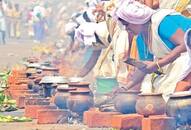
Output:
(54, 85), (76, 109)
(67, 90), (94, 115)
(136, 93), (166, 117)
(96, 76), (118, 94)
(114, 90), (140, 114)
(167, 91), (191, 125)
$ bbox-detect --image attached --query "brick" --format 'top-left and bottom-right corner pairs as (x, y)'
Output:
(15, 79), (29, 85)
(25, 105), (57, 119)
(83, 108), (100, 125)
(16, 96), (25, 109)
(9, 84), (28, 90)
(142, 115), (176, 130)
(25, 98), (50, 106)
(85, 111), (120, 128)
(37, 109), (69, 124)
(8, 90), (33, 99)
(111, 114), (143, 130)
(176, 81), (191, 91)
(24, 93), (40, 98)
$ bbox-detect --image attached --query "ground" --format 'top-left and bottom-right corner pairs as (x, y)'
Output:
(0, 40), (110, 130)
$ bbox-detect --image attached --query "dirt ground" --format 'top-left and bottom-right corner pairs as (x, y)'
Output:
(0, 40), (110, 130)
(0, 40), (40, 69)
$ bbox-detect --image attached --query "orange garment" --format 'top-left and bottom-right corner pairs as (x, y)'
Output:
(128, 36), (138, 72)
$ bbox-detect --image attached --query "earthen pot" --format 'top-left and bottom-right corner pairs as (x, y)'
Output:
(167, 91), (191, 124)
(136, 93), (166, 117)
(54, 86), (76, 109)
(40, 67), (59, 76)
(41, 83), (54, 97)
(68, 82), (90, 91)
(67, 90), (94, 115)
(114, 90), (140, 114)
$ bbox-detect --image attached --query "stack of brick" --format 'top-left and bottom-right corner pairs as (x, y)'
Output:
(83, 109), (176, 130)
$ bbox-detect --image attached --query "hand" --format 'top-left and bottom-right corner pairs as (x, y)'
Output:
(93, 3), (106, 22)
(109, 87), (127, 97)
(142, 61), (158, 74)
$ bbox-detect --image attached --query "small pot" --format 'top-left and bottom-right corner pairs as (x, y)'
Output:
(167, 91), (191, 125)
(42, 83), (54, 97)
(54, 86), (76, 109)
(114, 90), (140, 114)
(136, 93), (166, 117)
(67, 90), (94, 115)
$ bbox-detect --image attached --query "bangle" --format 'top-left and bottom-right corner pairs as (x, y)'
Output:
(155, 60), (162, 72)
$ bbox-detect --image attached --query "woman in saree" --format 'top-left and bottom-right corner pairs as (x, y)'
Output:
(114, 0), (191, 100)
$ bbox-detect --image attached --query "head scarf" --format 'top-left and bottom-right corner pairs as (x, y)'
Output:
(74, 22), (97, 46)
(74, 21), (109, 46)
(115, 0), (155, 24)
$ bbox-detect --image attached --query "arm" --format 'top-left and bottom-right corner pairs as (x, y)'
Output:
(78, 49), (102, 77)
(158, 29), (186, 66)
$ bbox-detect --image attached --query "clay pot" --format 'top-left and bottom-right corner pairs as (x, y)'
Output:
(167, 91), (191, 125)
(42, 83), (55, 97)
(54, 86), (76, 109)
(41, 67), (59, 76)
(114, 90), (140, 114)
(67, 90), (94, 115)
(136, 93), (166, 117)
(68, 82), (90, 91)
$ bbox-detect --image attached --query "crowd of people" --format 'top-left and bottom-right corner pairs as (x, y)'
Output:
(0, 0), (53, 44)
(62, 0), (191, 100)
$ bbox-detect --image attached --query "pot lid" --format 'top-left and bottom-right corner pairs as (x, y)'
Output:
(26, 63), (41, 68)
(68, 81), (90, 86)
(138, 93), (162, 96)
(40, 76), (68, 84)
(57, 85), (76, 91)
(69, 90), (90, 94)
(169, 91), (191, 98)
(68, 77), (83, 83)
(40, 61), (51, 67)
(40, 66), (59, 71)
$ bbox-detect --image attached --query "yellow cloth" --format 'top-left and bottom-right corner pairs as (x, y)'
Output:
(175, 0), (190, 12)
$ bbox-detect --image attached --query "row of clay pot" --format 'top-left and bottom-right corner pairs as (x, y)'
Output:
(114, 90), (191, 124)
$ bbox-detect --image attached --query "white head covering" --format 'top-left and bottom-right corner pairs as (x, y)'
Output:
(74, 22), (97, 46)
(115, 0), (155, 24)
(74, 21), (109, 46)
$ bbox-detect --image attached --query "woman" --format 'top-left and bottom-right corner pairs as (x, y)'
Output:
(114, 0), (191, 99)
